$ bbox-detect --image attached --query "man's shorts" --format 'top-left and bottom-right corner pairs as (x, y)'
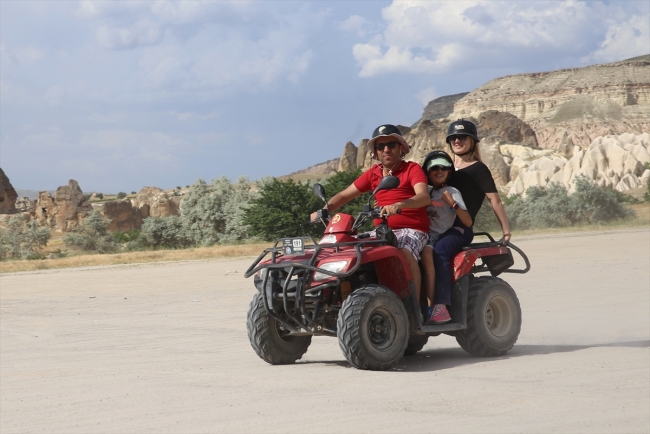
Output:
(365, 228), (428, 262)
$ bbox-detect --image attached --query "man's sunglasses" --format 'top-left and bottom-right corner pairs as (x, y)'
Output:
(376, 141), (399, 151)
(429, 166), (451, 172)
(448, 135), (470, 143)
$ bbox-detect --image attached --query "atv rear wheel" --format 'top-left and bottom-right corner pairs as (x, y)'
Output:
(404, 335), (429, 356)
(247, 292), (312, 364)
(456, 276), (521, 357)
(337, 284), (409, 370)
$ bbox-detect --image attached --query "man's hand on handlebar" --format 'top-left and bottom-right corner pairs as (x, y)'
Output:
(310, 209), (329, 223)
(379, 204), (402, 217)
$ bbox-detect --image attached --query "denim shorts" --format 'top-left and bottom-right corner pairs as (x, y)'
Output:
(424, 233), (441, 250)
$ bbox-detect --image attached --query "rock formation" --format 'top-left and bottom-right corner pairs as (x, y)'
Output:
(132, 186), (181, 218)
(16, 197), (35, 214)
(449, 56), (650, 152)
(0, 168), (18, 214)
(35, 180), (93, 232)
(413, 92), (469, 126)
(288, 158), (340, 177)
(99, 200), (143, 232)
(508, 133), (650, 196)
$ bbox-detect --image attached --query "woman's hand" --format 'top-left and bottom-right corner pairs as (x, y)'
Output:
(498, 233), (511, 244)
(441, 191), (455, 207)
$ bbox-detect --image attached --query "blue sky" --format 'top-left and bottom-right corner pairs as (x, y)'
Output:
(1, 0), (649, 192)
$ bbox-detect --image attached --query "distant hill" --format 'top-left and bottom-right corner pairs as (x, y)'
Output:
(15, 189), (54, 200)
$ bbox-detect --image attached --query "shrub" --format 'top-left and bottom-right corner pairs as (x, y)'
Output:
(0, 216), (51, 260)
(95, 193), (104, 200)
(117, 192), (127, 199)
(180, 176), (256, 245)
(140, 216), (191, 249)
(131, 191), (137, 195)
(63, 210), (117, 253)
(506, 176), (633, 229)
(113, 230), (140, 243)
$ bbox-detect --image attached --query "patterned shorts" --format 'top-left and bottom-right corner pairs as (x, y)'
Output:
(366, 228), (429, 262)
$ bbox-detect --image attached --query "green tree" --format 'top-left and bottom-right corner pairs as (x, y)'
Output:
(321, 169), (371, 215)
(63, 210), (117, 253)
(244, 178), (321, 241)
(117, 192), (127, 199)
(320, 168), (373, 231)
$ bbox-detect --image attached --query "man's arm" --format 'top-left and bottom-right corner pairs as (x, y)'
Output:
(310, 183), (363, 221)
(380, 182), (429, 216)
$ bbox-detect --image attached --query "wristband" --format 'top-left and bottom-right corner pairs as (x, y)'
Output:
(451, 202), (459, 210)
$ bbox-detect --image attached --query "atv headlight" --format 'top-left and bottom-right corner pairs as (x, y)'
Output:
(313, 260), (349, 281)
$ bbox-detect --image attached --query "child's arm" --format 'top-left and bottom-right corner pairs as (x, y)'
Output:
(441, 191), (473, 227)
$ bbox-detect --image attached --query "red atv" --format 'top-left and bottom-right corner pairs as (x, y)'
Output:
(245, 176), (530, 371)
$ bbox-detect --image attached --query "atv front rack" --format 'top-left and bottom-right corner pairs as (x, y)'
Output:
(244, 236), (392, 335)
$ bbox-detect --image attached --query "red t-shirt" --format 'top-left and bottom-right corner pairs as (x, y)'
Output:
(353, 161), (429, 233)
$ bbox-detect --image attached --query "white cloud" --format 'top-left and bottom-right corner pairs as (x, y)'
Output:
(340, 15), (367, 37)
(86, 113), (129, 124)
(74, 1), (321, 94)
(585, 14), (650, 63)
(352, 0), (650, 77)
(416, 87), (437, 106)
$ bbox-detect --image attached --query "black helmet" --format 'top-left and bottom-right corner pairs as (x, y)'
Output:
(421, 150), (455, 185)
(446, 119), (479, 143)
(367, 124), (410, 157)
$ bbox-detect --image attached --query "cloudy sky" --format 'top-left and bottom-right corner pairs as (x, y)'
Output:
(1, 0), (649, 192)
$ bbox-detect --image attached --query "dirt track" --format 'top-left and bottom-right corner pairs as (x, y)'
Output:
(1, 229), (649, 433)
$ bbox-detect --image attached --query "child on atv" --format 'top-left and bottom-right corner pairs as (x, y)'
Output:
(420, 151), (473, 324)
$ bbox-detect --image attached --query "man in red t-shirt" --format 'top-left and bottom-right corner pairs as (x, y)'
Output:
(310, 124), (430, 301)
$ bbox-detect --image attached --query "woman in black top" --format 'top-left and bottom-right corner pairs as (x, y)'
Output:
(430, 119), (511, 310)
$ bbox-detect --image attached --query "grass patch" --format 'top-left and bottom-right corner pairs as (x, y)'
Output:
(0, 243), (272, 274)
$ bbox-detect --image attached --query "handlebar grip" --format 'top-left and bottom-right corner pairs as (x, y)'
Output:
(396, 209), (401, 214)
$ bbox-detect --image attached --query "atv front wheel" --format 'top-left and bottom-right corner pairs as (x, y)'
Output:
(337, 284), (409, 370)
(247, 292), (312, 364)
(456, 276), (521, 357)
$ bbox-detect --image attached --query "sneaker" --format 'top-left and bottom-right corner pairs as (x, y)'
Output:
(427, 304), (451, 324)
(424, 307), (434, 323)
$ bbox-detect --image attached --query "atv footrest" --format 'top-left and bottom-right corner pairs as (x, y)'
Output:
(420, 322), (464, 333)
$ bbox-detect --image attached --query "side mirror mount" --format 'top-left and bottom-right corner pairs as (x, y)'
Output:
(371, 176), (399, 195)
(368, 176), (400, 209)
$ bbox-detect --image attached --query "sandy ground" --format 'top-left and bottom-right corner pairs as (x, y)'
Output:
(1, 229), (649, 434)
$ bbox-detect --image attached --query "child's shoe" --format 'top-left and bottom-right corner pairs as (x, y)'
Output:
(427, 304), (451, 324)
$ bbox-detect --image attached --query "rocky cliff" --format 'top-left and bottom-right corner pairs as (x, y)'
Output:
(450, 56), (650, 152)
(330, 55), (650, 196)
